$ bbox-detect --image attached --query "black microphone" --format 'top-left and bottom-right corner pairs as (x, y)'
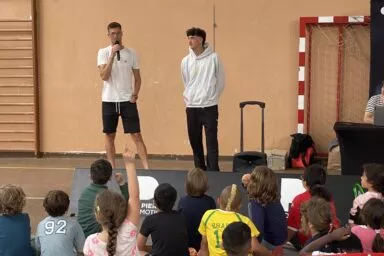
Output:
(115, 40), (120, 61)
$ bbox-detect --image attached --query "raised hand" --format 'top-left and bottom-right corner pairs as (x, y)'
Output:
(114, 172), (125, 186)
(122, 145), (136, 164)
(241, 173), (251, 188)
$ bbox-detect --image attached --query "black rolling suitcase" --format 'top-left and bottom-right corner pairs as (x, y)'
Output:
(232, 101), (267, 173)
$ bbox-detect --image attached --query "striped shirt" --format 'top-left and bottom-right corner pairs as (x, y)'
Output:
(365, 94), (384, 113)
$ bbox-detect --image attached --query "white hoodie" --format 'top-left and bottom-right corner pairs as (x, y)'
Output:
(181, 44), (225, 108)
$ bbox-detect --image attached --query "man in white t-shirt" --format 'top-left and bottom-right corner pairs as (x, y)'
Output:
(97, 22), (148, 169)
(364, 82), (384, 124)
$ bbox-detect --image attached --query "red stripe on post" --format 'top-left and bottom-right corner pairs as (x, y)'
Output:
(298, 110), (305, 123)
(299, 22), (306, 37)
(298, 81), (305, 95)
(299, 52), (305, 66)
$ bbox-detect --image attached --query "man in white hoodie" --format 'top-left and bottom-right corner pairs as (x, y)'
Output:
(181, 27), (225, 172)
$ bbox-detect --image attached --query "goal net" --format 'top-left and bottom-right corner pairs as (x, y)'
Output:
(306, 23), (370, 154)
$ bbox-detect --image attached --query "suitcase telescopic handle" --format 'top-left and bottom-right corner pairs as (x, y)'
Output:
(240, 101), (265, 109)
(240, 101), (265, 153)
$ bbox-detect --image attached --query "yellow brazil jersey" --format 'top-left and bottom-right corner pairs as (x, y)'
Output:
(198, 209), (260, 256)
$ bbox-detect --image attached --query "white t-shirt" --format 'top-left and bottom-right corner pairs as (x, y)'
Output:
(83, 219), (139, 256)
(97, 46), (140, 102)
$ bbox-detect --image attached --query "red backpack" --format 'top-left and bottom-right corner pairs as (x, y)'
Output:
(288, 133), (316, 168)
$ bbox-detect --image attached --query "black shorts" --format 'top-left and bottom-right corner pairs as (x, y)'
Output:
(102, 101), (141, 134)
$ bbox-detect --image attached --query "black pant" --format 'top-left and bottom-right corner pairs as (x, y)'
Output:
(186, 105), (219, 171)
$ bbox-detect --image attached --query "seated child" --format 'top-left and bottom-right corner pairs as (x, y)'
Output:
(244, 166), (287, 250)
(300, 196), (362, 254)
(138, 183), (189, 256)
(78, 158), (129, 237)
(351, 198), (384, 253)
(222, 222), (252, 256)
(177, 168), (216, 251)
(83, 146), (141, 256)
(198, 184), (271, 256)
(35, 190), (85, 255)
(349, 163), (384, 224)
(286, 164), (340, 249)
(0, 184), (34, 255)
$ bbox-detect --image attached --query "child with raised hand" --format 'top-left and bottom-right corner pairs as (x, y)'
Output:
(197, 184), (271, 256)
(351, 198), (384, 252)
(245, 166), (287, 252)
(349, 163), (384, 225)
(35, 190), (85, 255)
(0, 184), (34, 256)
(138, 183), (189, 256)
(178, 168), (216, 251)
(83, 146), (140, 256)
(222, 221), (252, 256)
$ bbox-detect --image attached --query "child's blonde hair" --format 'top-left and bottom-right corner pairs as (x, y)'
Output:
(220, 184), (242, 211)
(0, 184), (26, 215)
(185, 168), (209, 197)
